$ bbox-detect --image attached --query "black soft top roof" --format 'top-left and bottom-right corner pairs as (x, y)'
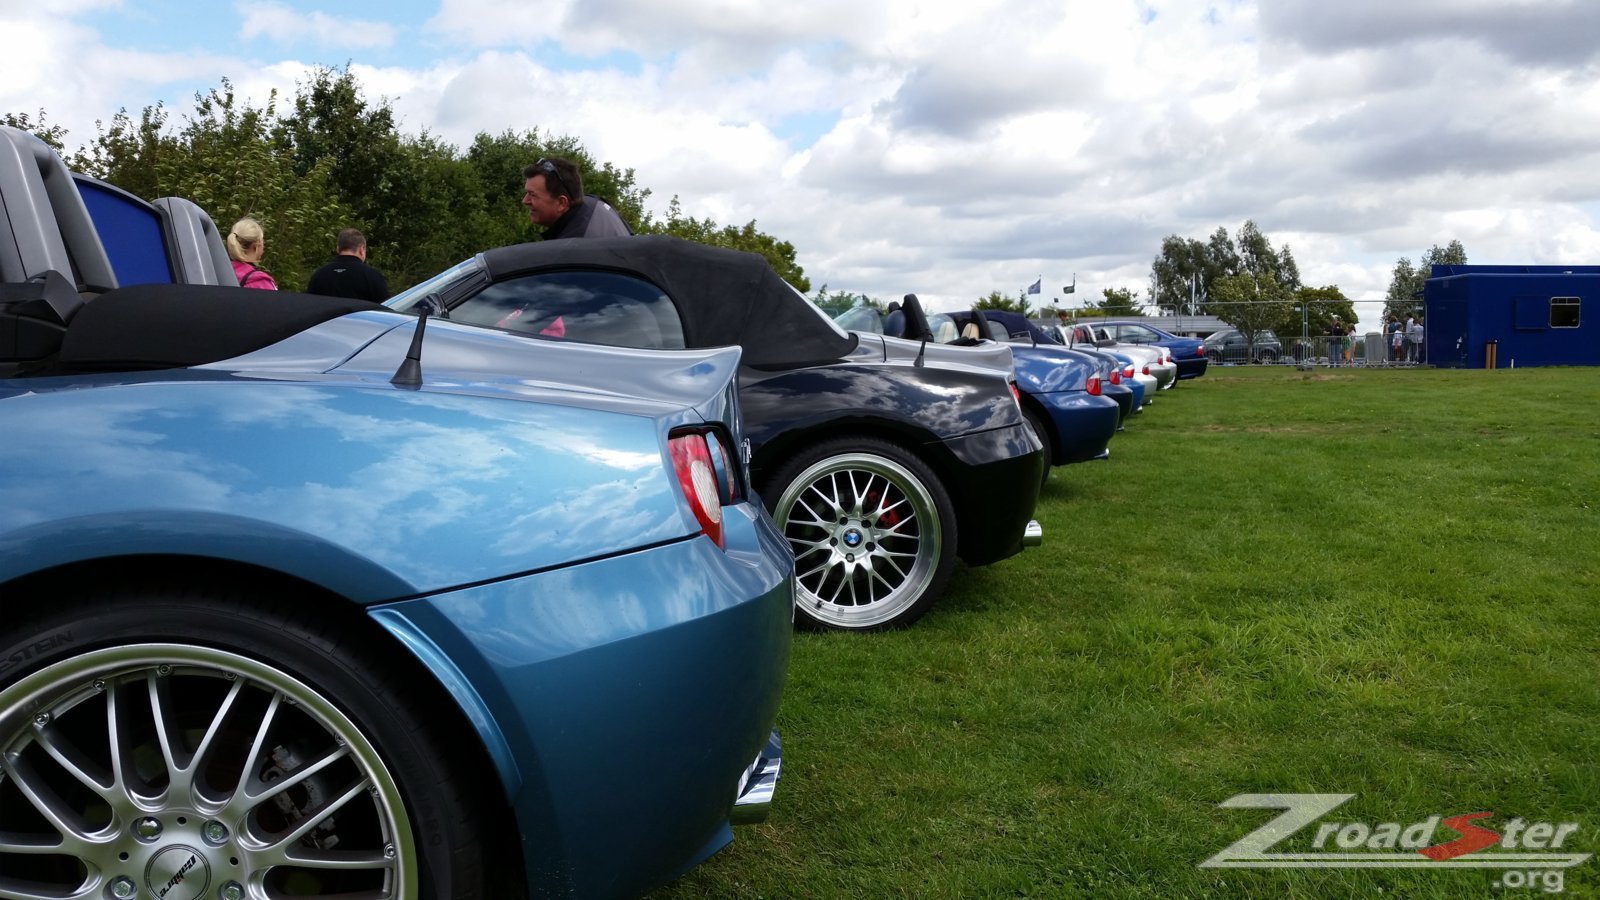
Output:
(60, 284), (377, 371)
(480, 235), (857, 368)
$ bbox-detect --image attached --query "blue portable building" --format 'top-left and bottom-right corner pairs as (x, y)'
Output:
(1423, 264), (1597, 369)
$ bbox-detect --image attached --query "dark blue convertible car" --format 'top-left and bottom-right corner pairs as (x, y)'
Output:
(0, 124), (791, 899)
(836, 301), (1119, 487)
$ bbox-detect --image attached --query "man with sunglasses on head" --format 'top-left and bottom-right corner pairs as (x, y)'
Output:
(521, 157), (633, 240)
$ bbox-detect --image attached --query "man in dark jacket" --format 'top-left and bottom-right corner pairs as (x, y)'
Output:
(521, 157), (632, 240)
(306, 229), (389, 302)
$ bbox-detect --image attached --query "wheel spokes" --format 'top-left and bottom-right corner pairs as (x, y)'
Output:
(779, 451), (945, 626)
(250, 776), (375, 866)
(2, 648), (418, 897)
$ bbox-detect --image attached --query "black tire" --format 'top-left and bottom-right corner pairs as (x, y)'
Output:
(1257, 350), (1278, 364)
(1020, 406), (1052, 489)
(1205, 350), (1221, 364)
(767, 437), (957, 631)
(0, 584), (493, 899)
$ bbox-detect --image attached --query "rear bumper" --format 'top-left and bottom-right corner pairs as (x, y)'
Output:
(1174, 355), (1209, 379)
(375, 502), (794, 899)
(1032, 390), (1120, 466)
(938, 422), (1045, 566)
(1104, 383), (1133, 425)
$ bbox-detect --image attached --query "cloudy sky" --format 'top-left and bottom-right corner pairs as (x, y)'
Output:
(6, 0), (1600, 330)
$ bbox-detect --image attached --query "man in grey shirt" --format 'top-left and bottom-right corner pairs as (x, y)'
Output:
(521, 157), (632, 240)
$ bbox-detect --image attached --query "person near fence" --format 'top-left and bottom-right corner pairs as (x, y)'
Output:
(1344, 321), (1357, 363)
(1325, 317), (1345, 366)
(1407, 315), (1425, 364)
(1388, 317), (1404, 362)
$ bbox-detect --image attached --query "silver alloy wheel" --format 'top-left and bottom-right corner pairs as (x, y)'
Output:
(774, 451), (942, 629)
(0, 643), (417, 899)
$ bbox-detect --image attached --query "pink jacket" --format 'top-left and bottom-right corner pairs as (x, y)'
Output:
(232, 260), (279, 291)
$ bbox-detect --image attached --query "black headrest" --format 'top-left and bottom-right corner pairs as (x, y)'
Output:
(900, 293), (933, 341)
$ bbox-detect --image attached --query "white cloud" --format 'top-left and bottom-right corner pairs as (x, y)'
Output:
(8, 0), (1600, 333)
(237, 1), (397, 49)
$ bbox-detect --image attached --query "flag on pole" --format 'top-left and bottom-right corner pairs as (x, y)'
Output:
(1026, 278), (1041, 295)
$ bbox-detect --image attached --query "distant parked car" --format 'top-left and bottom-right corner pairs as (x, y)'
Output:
(1203, 328), (1283, 363)
(938, 308), (1125, 460)
(1059, 322), (1176, 392)
(837, 303), (1120, 488)
(1080, 320), (1210, 380)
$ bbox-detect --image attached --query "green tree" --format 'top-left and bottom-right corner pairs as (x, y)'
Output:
(1085, 286), (1143, 317)
(1385, 241), (1465, 321)
(1206, 226), (1240, 277)
(1211, 271), (1292, 358)
(1149, 223), (1301, 316)
(1237, 220), (1300, 292)
(811, 286), (883, 315)
(174, 84), (350, 290)
(642, 196), (808, 289)
(1284, 285), (1356, 344)
(76, 81), (351, 290)
(1149, 235), (1213, 314)
(0, 110), (69, 151)
(72, 103), (179, 198)
(29, 68), (812, 293)
(974, 290), (1032, 315)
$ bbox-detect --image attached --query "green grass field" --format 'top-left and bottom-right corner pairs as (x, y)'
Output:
(655, 366), (1600, 899)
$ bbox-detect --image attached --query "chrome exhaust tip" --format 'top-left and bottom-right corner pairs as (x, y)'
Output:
(731, 729), (782, 825)
(1022, 519), (1044, 548)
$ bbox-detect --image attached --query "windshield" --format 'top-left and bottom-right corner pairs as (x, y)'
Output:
(924, 313), (959, 343)
(801, 287), (873, 338)
(386, 256), (487, 312)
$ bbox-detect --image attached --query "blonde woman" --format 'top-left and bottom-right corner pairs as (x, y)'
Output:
(227, 217), (279, 290)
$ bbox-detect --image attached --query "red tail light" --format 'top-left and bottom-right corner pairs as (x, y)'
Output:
(1109, 368), (1121, 384)
(1009, 382), (1022, 407)
(1123, 365), (1135, 379)
(1086, 374), (1102, 396)
(669, 430), (734, 549)
(1142, 364), (1151, 376)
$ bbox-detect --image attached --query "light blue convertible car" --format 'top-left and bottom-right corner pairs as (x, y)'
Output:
(0, 125), (791, 898)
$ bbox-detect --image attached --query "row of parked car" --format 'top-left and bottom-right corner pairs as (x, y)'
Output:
(0, 124), (1205, 898)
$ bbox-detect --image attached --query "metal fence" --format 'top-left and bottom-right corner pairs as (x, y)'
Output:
(1220, 334), (1426, 367)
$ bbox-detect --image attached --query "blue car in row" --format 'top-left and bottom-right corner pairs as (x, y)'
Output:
(1077, 319), (1210, 380)
(831, 299), (1120, 487)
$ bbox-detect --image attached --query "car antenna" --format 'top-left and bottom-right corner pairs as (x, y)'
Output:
(391, 294), (440, 387)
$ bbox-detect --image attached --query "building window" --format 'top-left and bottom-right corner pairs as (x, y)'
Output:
(1551, 297), (1580, 329)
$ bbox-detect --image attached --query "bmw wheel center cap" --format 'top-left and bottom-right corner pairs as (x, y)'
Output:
(147, 846), (209, 900)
